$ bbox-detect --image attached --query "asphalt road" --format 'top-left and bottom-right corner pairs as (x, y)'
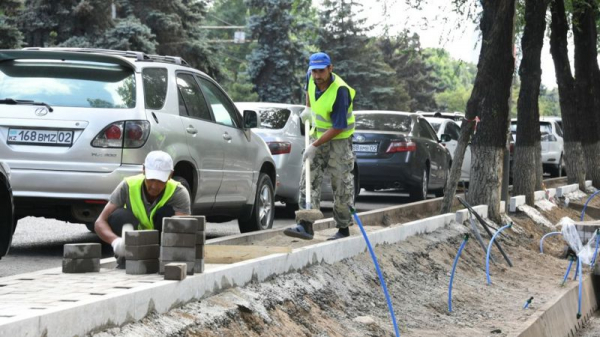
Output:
(0, 190), (413, 277)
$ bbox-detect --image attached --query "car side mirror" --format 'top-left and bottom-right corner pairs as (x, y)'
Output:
(440, 134), (451, 142)
(243, 110), (259, 129)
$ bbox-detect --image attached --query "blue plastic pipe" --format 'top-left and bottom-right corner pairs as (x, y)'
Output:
(562, 258), (574, 286)
(580, 190), (600, 221)
(574, 258), (580, 281)
(486, 223), (513, 285)
(539, 231), (562, 254)
(577, 257), (583, 319)
(591, 230), (600, 269)
(350, 206), (400, 337)
(448, 234), (469, 312)
(523, 297), (533, 309)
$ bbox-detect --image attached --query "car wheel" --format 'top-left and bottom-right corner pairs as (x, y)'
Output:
(0, 179), (14, 258)
(409, 167), (429, 201)
(238, 173), (274, 233)
(172, 176), (193, 202)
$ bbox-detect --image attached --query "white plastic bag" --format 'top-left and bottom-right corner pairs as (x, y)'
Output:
(561, 220), (598, 265)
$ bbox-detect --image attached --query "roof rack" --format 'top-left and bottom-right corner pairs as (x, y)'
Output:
(20, 47), (190, 66)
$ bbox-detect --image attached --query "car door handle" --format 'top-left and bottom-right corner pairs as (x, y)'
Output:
(186, 126), (198, 135)
(223, 133), (232, 141)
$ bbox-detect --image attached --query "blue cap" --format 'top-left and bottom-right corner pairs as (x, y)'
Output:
(308, 52), (331, 71)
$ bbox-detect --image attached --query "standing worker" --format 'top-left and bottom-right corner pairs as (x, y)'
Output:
(94, 151), (191, 266)
(284, 52), (356, 241)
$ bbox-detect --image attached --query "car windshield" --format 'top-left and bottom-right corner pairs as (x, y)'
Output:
(355, 113), (412, 132)
(0, 60), (136, 108)
(253, 107), (291, 129)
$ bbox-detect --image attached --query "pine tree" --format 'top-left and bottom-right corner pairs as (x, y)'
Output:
(0, 0), (24, 48)
(317, 0), (407, 111)
(245, 0), (312, 103)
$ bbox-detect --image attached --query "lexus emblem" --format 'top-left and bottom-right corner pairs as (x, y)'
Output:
(34, 107), (49, 116)
(355, 135), (365, 143)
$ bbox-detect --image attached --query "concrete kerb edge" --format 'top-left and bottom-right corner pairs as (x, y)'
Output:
(2, 210), (460, 337)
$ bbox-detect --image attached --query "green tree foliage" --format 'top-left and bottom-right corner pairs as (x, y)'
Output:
(377, 30), (438, 111)
(0, 0), (23, 48)
(245, 0), (312, 103)
(318, 0), (408, 110)
(99, 16), (157, 53)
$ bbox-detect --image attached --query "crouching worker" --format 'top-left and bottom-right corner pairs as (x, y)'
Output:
(94, 151), (191, 266)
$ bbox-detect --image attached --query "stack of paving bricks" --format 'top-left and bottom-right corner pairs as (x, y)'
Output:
(574, 220), (600, 245)
(160, 217), (198, 275)
(62, 243), (101, 273)
(124, 230), (160, 275)
(195, 215), (206, 273)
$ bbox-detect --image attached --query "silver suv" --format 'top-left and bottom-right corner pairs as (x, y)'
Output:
(0, 48), (276, 233)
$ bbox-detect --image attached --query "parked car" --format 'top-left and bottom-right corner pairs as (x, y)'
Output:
(353, 111), (452, 200)
(417, 111), (465, 122)
(424, 117), (471, 182)
(510, 117), (564, 177)
(0, 161), (14, 259)
(235, 102), (360, 212)
(0, 48), (276, 234)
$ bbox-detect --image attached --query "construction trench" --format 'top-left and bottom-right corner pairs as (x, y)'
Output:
(2, 179), (600, 337)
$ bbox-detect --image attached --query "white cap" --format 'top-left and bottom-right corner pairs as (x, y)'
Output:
(144, 151), (173, 182)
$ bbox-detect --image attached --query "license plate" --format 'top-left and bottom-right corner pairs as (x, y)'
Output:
(353, 144), (378, 153)
(8, 128), (74, 146)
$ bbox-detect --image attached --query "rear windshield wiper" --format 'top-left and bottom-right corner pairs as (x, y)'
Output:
(0, 98), (54, 112)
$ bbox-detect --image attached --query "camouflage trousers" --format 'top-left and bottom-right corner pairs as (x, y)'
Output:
(299, 137), (355, 228)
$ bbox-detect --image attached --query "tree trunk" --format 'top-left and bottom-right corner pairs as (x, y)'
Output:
(550, 0), (586, 189)
(441, 0), (516, 222)
(573, 0), (600, 188)
(513, 0), (548, 205)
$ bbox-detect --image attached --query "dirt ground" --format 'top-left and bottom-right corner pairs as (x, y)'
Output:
(94, 189), (600, 337)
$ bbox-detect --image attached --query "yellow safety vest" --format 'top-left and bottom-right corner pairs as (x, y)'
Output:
(308, 73), (356, 139)
(125, 174), (178, 230)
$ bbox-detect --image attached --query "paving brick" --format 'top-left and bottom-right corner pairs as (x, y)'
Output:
(160, 246), (196, 261)
(159, 261), (194, 275)
(196, 231), (206, 244)
(124, 230), (159, 246)
(62, 258), (100, 273)
(161, 233), (196, 247)
(175, 215), (206, 231)
(63, 243), (101, 259)
(124, 245), (160, 260)
(195, 259), (204, 274)
(164, 263), (187, 280)
(162, 217), (197, 233)
(126, 259), (159, 275)
(195, 245), (205, 259)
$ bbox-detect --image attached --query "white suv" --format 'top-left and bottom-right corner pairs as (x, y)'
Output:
(510, 117), (564, 177)
(0, 48), (276, 233)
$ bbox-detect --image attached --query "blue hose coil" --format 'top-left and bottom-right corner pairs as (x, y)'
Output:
(448, 234), (469, 312)
(580, 190), (600, 221)
(350, 207), (401, 337)
(486, 223), (513, 285)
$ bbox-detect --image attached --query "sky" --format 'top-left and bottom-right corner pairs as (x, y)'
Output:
(358, 0), (560, 89)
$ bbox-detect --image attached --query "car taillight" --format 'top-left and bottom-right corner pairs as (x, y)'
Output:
(92, 121), (150, 148)
(386, 141), (416, 153)
(267, 141), (292, 155)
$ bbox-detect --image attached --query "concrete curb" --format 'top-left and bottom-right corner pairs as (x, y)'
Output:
(511, 274), (599, 337)
(0, 201), (465, 337)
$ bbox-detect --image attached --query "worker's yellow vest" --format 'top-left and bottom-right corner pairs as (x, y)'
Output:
(125, 174), (178, 230)
(308, 73), (356, 139)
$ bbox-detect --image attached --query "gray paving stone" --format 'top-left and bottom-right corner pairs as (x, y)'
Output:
(161, 233), (196, 247)
(160, 246), (196, 261)
(124, 230), (159, 246)
(62, 258), (100, 273)
(164, 263), (187, 280)
(196, 231), (206, 244)
(63, 243), (101, 259)
(175, 215), (206, 231)
(124, 245), (160, 260)
(126, 259), (159, 275)
(195, 259), (204, 274)
(162, 217), (198, 233)
(159, 261), (194, 275)
(195, 245), (205, 259)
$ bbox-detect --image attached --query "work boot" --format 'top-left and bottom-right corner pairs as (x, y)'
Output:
(327, 227), (350, 241)
(283, 221), (314, 240)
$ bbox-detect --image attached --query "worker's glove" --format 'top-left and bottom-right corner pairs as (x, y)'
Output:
(111, 237), (126, 257)
(303, 144), (318, 163)
(300, 107), (313, 123)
